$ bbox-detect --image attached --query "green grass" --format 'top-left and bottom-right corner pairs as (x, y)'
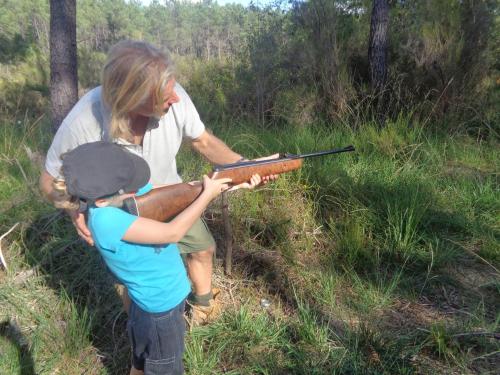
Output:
(0, 113), (499, 374)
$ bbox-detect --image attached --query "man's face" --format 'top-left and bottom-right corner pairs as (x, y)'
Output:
(132, 78), (180, 118)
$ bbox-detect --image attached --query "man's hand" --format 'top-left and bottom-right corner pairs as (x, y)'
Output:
(227, 154), (280, 191)
(253, 153), (280, 184)
(66, 209), (94, 246)
(229, 174), (262, 191)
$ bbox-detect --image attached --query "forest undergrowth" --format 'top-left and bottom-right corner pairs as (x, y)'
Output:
(0, 113), (498, 374)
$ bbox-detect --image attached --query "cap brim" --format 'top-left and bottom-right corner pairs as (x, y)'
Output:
(123, 153), (151, 193)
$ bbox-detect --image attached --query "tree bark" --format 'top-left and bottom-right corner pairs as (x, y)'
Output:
(50, 0), (78, 133)
(368, 0), (389, 93)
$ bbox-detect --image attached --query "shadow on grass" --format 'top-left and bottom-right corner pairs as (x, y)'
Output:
(0, 320), (35, 375)
(21, 210), (130, 374)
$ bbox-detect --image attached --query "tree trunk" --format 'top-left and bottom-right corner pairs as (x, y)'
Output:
(50, 0), (78, 132)
(368, 0), (389, 93)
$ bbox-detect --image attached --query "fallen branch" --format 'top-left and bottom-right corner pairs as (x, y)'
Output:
(0, 222), (20, 271)
(417, 328), (500, 340)
(452, 331), (500, 340)
(471, 350), (500, 362)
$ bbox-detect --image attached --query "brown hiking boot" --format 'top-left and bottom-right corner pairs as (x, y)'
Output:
(186, 288), (222, 327)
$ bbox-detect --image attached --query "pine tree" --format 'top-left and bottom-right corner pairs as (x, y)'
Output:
(50, 0), (78, 132)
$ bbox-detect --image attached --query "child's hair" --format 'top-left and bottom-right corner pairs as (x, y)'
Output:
(51, 178), (124, 211)
(102, 40), (175, 141)
(51, 178), (80, 211)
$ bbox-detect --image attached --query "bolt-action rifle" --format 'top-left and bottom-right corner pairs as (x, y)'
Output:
(122, 145), (355, 222)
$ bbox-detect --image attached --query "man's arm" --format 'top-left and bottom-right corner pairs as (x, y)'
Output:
(190, 130), (244, 165)
(39, 170), (95, 245)
(39, 170), (56, 202)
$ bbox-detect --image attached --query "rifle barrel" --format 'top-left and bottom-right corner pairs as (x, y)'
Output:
(290, 145), (355, 159)
(213, 145), (355, 172)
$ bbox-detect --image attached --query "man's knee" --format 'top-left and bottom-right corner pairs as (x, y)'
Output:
(188, 246), (215, 261)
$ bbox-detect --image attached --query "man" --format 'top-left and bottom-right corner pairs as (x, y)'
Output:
(40, 40), (275, 325)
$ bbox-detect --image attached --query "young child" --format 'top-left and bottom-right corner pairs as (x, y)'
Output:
(52, 141), (256, 375)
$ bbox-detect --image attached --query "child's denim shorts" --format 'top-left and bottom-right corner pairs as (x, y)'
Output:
(127, 299), (186, 375)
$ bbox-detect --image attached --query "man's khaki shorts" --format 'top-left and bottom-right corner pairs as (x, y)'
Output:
(177, 218), (215, 254)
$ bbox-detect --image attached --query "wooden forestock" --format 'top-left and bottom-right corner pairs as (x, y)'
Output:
(208, 158), (303, 184)
(122, 158), (304, 222)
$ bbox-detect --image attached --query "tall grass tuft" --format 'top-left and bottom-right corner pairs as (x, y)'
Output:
(385, 190), (427, 258)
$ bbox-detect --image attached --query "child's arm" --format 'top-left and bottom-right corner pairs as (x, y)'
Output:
(122, 175), (259, 244)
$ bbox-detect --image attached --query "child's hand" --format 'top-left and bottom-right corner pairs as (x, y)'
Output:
(202, 175), (232, 200)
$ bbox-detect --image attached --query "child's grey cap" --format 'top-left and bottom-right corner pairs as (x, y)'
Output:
(62, 141), (150, 201)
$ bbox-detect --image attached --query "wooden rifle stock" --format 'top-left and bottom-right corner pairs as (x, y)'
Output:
(122, 183), (204, 222)
(122, 145), (354, 221)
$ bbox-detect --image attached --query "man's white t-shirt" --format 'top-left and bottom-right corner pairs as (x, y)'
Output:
(45, 83), (205, 185)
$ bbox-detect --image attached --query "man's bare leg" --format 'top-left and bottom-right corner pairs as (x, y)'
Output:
(184, 246), (222, 325)
(185, 246), (214, 296)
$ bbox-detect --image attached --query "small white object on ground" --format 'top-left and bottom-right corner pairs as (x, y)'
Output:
(260, 298), (271, 309)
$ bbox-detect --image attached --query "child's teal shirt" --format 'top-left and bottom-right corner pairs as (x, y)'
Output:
(88, 185), (190, 313)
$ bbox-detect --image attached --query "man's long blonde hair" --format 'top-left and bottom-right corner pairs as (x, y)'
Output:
(102, 40), (175, 140)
